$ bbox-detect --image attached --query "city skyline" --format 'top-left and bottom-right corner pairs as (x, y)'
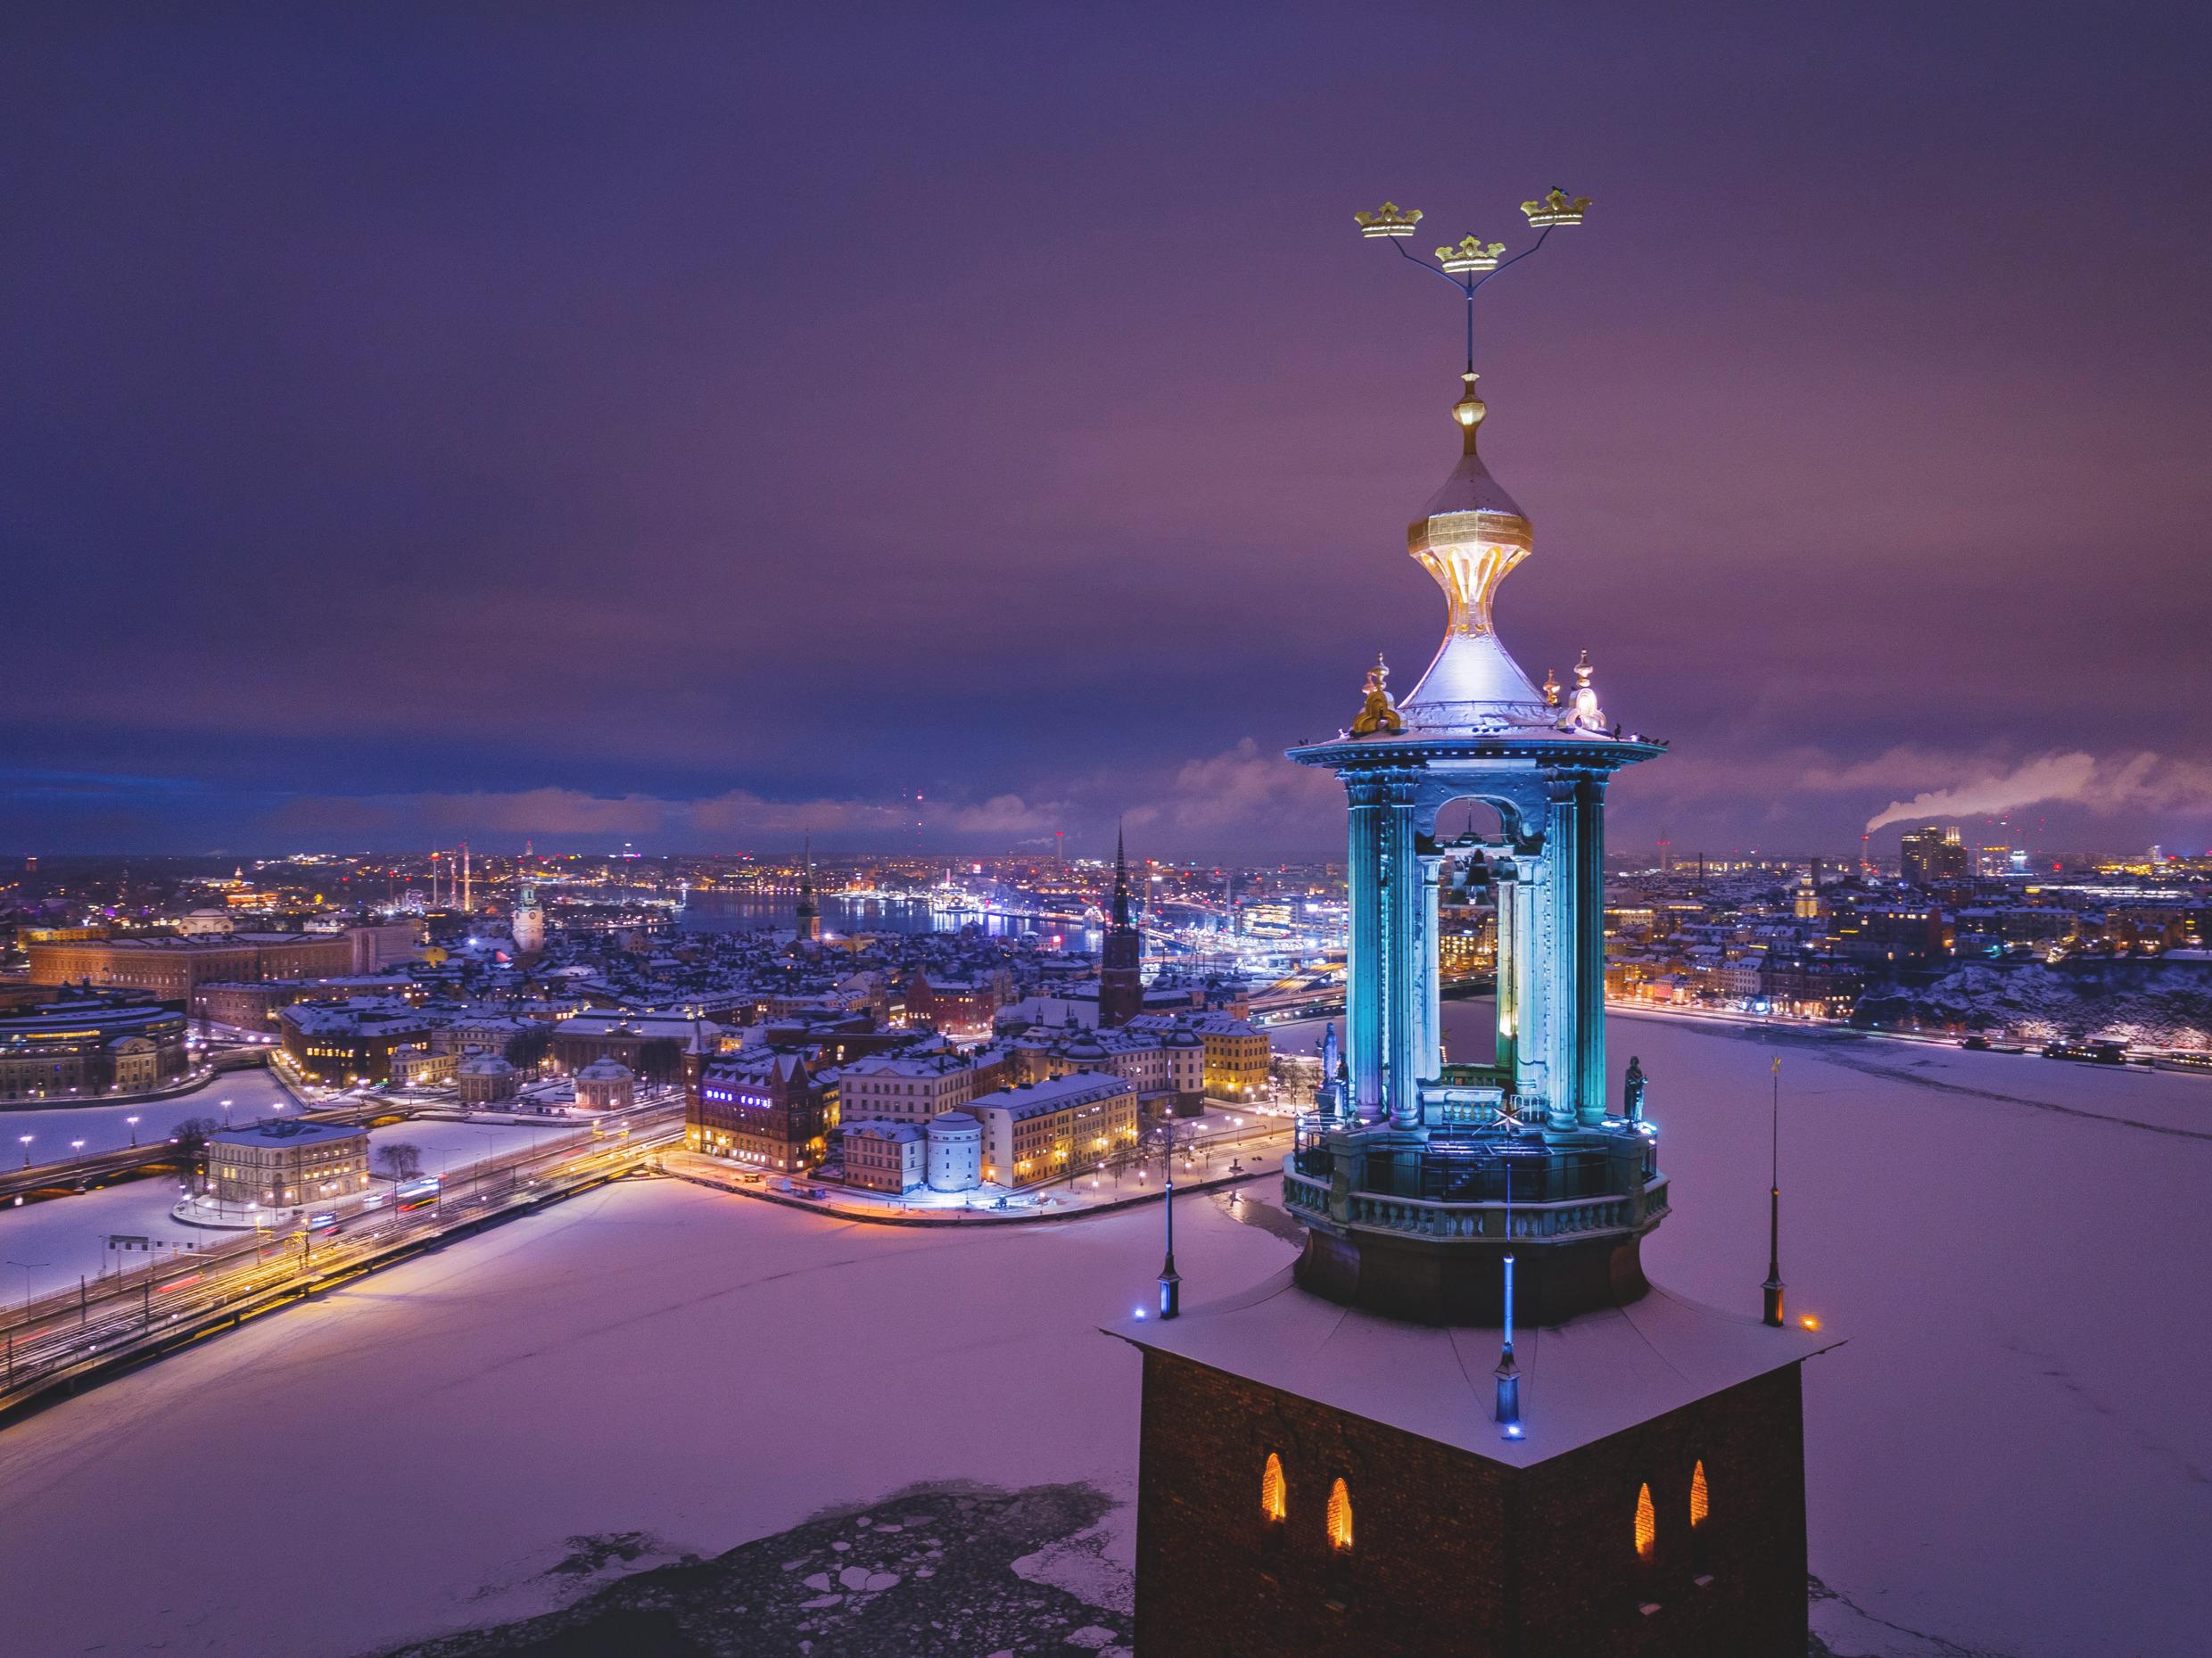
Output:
(6, 6), (2208, 858)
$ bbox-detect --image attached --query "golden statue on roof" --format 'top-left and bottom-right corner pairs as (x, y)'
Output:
(1349, 653), (1406, 736)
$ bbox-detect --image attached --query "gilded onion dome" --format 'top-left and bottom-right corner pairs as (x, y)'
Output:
(1398, 372), (1551, 731)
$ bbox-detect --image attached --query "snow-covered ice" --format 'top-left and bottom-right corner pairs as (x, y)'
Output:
(0, 1010), (2201, 1658)
(0, 1067), (300, 1159)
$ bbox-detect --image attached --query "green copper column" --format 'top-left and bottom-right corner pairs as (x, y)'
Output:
(1492, 857), (1519, 1087)
(1573, 771), (1610, 1123)
(1382, 776), (1420, 1129)
(1345, 773), (1385, 1122)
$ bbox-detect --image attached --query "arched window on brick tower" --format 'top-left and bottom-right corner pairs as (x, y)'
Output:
(1634, 1482), (1656, 1562)
(1689, 1459), (1712, 1574)
(1261, 1454), (1287, 1523)
(1326, 1478), (1353, 1551)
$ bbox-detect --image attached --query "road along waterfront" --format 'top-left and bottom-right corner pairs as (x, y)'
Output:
(0, 1101), (681, 1426)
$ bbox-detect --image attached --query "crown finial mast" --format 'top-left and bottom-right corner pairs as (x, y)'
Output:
(1355, 186), (1594, 385)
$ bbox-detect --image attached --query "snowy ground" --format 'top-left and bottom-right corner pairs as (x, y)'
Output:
(0, 1067), (301, 1160)
(0, 1119), (552, 1302)
(0, 1010), (2203, 1657)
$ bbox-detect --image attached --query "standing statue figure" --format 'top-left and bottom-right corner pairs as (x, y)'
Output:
(1315, 1022), (1346, 1118)
(1622, 1054), (1647, 1121)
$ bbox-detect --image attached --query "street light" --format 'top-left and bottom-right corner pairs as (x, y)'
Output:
(6, 1258), (47, 1307)
(17, 1135), (31, 1168)
(126, 1115), (141, 1147)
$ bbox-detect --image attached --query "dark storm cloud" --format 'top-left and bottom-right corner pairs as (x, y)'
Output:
(4, 3), (2208, 856)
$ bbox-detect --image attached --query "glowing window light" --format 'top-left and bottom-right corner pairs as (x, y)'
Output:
(1634, 1483), (1656, 1559)
(1262, 1453), (1287, 1522)
(1326, 1477), (1352, 1551)
(1689, 1461), (1709, 1529)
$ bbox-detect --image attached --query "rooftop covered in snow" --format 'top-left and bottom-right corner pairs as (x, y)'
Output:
(1110, 1266), (1838, 1469)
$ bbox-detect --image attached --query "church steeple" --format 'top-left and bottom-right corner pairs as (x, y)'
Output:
(1112, 821), (1133, 928)
(1101, 821), (1143, 1027)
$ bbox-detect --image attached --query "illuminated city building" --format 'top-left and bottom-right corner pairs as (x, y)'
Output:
(1899, 823), (1969, 888)
(904, 970), (1003, 1038)
(205, 1118), (370, 1214)
(27, 924), (419, 996)
(279, 998), (434, 1085)
(689, 1049), (837, 1172)
(964, 1073), (1139, 1189)
(836, 1051), (978, 1124)
(455, 1052), (520, 1104)
(0, 993), (189, 1101)
(572, 1056), (636, 1112)
(1118, 194), (1833, 1658)
(795, 842), (822, 944)
(842, 1119), (929, 1192)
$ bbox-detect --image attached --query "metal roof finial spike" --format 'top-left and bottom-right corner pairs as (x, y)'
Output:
(1157, 1149), (1182, 1319)
(1496, 1161), (1522, 1434)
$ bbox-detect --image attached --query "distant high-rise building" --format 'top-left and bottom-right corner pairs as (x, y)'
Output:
(796, 839), (821, 943)
(1900, 823), (1969, 887)
(1099, 827), (1145, 1028)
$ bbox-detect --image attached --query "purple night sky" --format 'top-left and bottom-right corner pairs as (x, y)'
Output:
(4, 4), (2207, 860)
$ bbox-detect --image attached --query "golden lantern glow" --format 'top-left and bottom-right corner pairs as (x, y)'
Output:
(1262, 1453), (1287, 1522)
(1326, 1477), (1353, 1551)
(1634, 1482), (1656, 1559)
(1690, 1461), (1709, 1529)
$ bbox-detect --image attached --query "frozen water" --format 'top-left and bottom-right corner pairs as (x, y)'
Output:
(0, 1009), (2200, 1657)
(0, 1068), (300, 1159)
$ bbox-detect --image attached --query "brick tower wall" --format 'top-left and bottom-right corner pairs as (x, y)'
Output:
(1133, 1349), (1806, 1658)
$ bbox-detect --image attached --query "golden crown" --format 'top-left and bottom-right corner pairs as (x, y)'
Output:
(1436, 235), (1506, 273)
(1521, 187), (1590, 228)
(1354, 201), (1423, 238)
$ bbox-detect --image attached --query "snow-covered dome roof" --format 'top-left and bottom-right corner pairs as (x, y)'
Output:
(575, 1058), (632, 1081)
(458, 1055), (514, 1076)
